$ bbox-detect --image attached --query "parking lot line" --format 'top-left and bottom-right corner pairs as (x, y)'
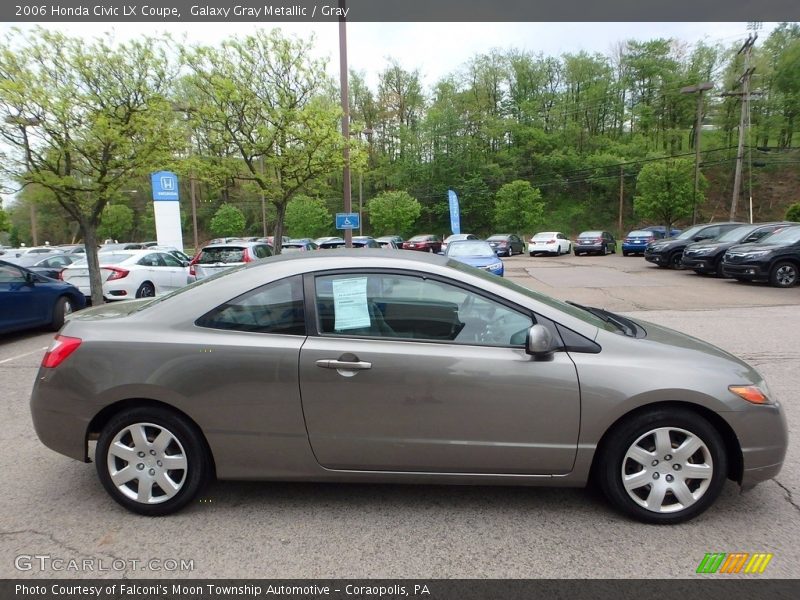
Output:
(0, 347), (48, 365)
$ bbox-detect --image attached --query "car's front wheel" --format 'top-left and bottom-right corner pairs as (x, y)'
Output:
(597, 408), (727, 524)
(770, 261), (798, 288)
(96, 407), (211, 516)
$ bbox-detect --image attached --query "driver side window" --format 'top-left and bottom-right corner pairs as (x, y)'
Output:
(315, 273), (533, 347)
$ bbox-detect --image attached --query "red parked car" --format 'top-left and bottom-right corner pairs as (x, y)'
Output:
(402, 234), (442, 253)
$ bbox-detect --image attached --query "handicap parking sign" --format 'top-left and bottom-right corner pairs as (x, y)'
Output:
(336, 213), (360, 230)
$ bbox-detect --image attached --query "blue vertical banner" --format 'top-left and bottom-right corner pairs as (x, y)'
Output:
(448, 189), (461, 235)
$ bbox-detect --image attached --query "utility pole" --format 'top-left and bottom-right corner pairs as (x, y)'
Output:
(338, 0), (352, 248)
(618, 164), (624, 236)
(259, 155), (267, 237)
(723, 34), (757, 222)
(680, 82), (713, 225)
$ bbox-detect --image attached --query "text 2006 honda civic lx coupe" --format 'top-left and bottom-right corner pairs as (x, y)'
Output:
(30, 250), (787, 523)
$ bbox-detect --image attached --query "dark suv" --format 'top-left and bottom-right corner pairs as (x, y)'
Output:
(722, 225), (800, 287)
(644, 222), (742, 269)
(682, 222), (796, 277)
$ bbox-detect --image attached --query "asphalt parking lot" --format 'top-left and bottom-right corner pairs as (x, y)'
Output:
(0, 252), (798, 579)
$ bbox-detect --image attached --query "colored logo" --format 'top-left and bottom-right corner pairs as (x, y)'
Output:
(696, 552), (773, 574)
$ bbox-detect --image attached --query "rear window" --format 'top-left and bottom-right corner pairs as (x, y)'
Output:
(408, 235), (432, 242)
(197, 247), (246, 264)
(627, 231), (654, 237)
(579, 231), (602, 237)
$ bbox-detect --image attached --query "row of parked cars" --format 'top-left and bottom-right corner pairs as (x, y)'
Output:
(642, 221), (800, 288)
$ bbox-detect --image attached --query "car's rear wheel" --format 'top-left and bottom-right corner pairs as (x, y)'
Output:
(96, 407), (210, 516)
(136, 281), (155, 298)
(769, 261), (798, 288)
(50, 296), (73, 331)
(623, 251), (629, 257)
(598, 408), (727, 524)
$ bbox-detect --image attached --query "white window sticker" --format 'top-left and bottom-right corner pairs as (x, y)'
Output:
(332, 277), (371, 330)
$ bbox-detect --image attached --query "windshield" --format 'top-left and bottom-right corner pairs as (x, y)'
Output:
(717, 225), (759, 242)
(675, 225), (705, 240)
(760, 225), (800, 245)
(447, 241), (496, 257)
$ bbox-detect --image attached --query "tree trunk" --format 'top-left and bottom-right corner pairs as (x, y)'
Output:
(271, 201), (288, 255)
(80, 222), (105, 307)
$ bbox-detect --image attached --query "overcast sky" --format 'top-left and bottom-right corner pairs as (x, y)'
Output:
(0, 21), (777, 88)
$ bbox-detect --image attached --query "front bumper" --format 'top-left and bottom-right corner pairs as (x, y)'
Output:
(724, 402), (788, 489)
(644, 251), (667, 264)
(722, 260), (770, 280)
(681, 256), (718, 273)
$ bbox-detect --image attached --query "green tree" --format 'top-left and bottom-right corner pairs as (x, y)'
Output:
(786, 202), (800, 222)
(367, 191), (421, 236)
(0, 28), (180, 305)
(633, 158), (704, 231)
(183, 30), (345, 254)
(284, 195), (331, 238)
(97, 204), (134, 242)
(0, 207), (11, 233)
(209, 204), (246, 238)
(493, 180), (544, 235)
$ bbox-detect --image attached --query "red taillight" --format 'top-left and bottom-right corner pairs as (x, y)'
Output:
(241, 248), (253, 263)
(188, 257), (197, 277)
(41, 335), (82, 368)
(105, 267), (129, 281)
(57, 269), (64, 280)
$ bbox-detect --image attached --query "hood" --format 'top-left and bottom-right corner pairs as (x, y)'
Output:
(727, 242), (784, 253)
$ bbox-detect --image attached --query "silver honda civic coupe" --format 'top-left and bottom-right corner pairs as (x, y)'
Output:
(30, 250), (787, 523)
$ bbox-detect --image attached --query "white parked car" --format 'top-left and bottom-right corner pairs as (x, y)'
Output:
(441, 233), (479, 252)
(61, 250), (190, 301)
(528, 232), (572, 256)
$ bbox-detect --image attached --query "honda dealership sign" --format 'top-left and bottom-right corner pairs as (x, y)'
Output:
(150, 171), (184, 250)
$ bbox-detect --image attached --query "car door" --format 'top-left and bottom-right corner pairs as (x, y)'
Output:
(0, 264), (49, 330)
(557, 233), (569, 253)
(298, 270), (581, 475)
(158, 252), (188, 290)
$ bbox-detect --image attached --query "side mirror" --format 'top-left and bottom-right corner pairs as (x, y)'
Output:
(181, 260), (189, 267)
(526, 324), (557, 358)
(24, 271), (36, 285)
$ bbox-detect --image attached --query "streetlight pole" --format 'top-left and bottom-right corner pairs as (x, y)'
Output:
(680, 82), (713, 225)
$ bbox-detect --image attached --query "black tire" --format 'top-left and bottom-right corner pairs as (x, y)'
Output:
(623, 251), (629, 257)
(769, 261), (798, 288)
(50, 296), (73, 331)
(529, 252), (534, 257)
(574, 250), (580, 256)
(714, 260), (727, 278)
(597, 408), (727, 524)
(95, 406), (211, 516)
(669, 252), (684, 270)
(555, 245), (562, 256)
(136, 281), (156, 298)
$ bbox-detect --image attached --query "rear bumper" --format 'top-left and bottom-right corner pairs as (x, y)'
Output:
(622, 243), (648, 254)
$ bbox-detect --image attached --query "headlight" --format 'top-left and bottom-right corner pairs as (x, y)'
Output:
(490, 262), (503, 270)
(741, 250), (771, 258)
(693, 246), (717, 255)
(649, 244), (667, 251)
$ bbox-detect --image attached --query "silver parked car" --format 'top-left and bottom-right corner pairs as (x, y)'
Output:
(189, 240), (273, 280)
(30, 251), (787, 522)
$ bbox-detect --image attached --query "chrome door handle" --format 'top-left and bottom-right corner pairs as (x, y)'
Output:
(316, 359), (372, 370)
